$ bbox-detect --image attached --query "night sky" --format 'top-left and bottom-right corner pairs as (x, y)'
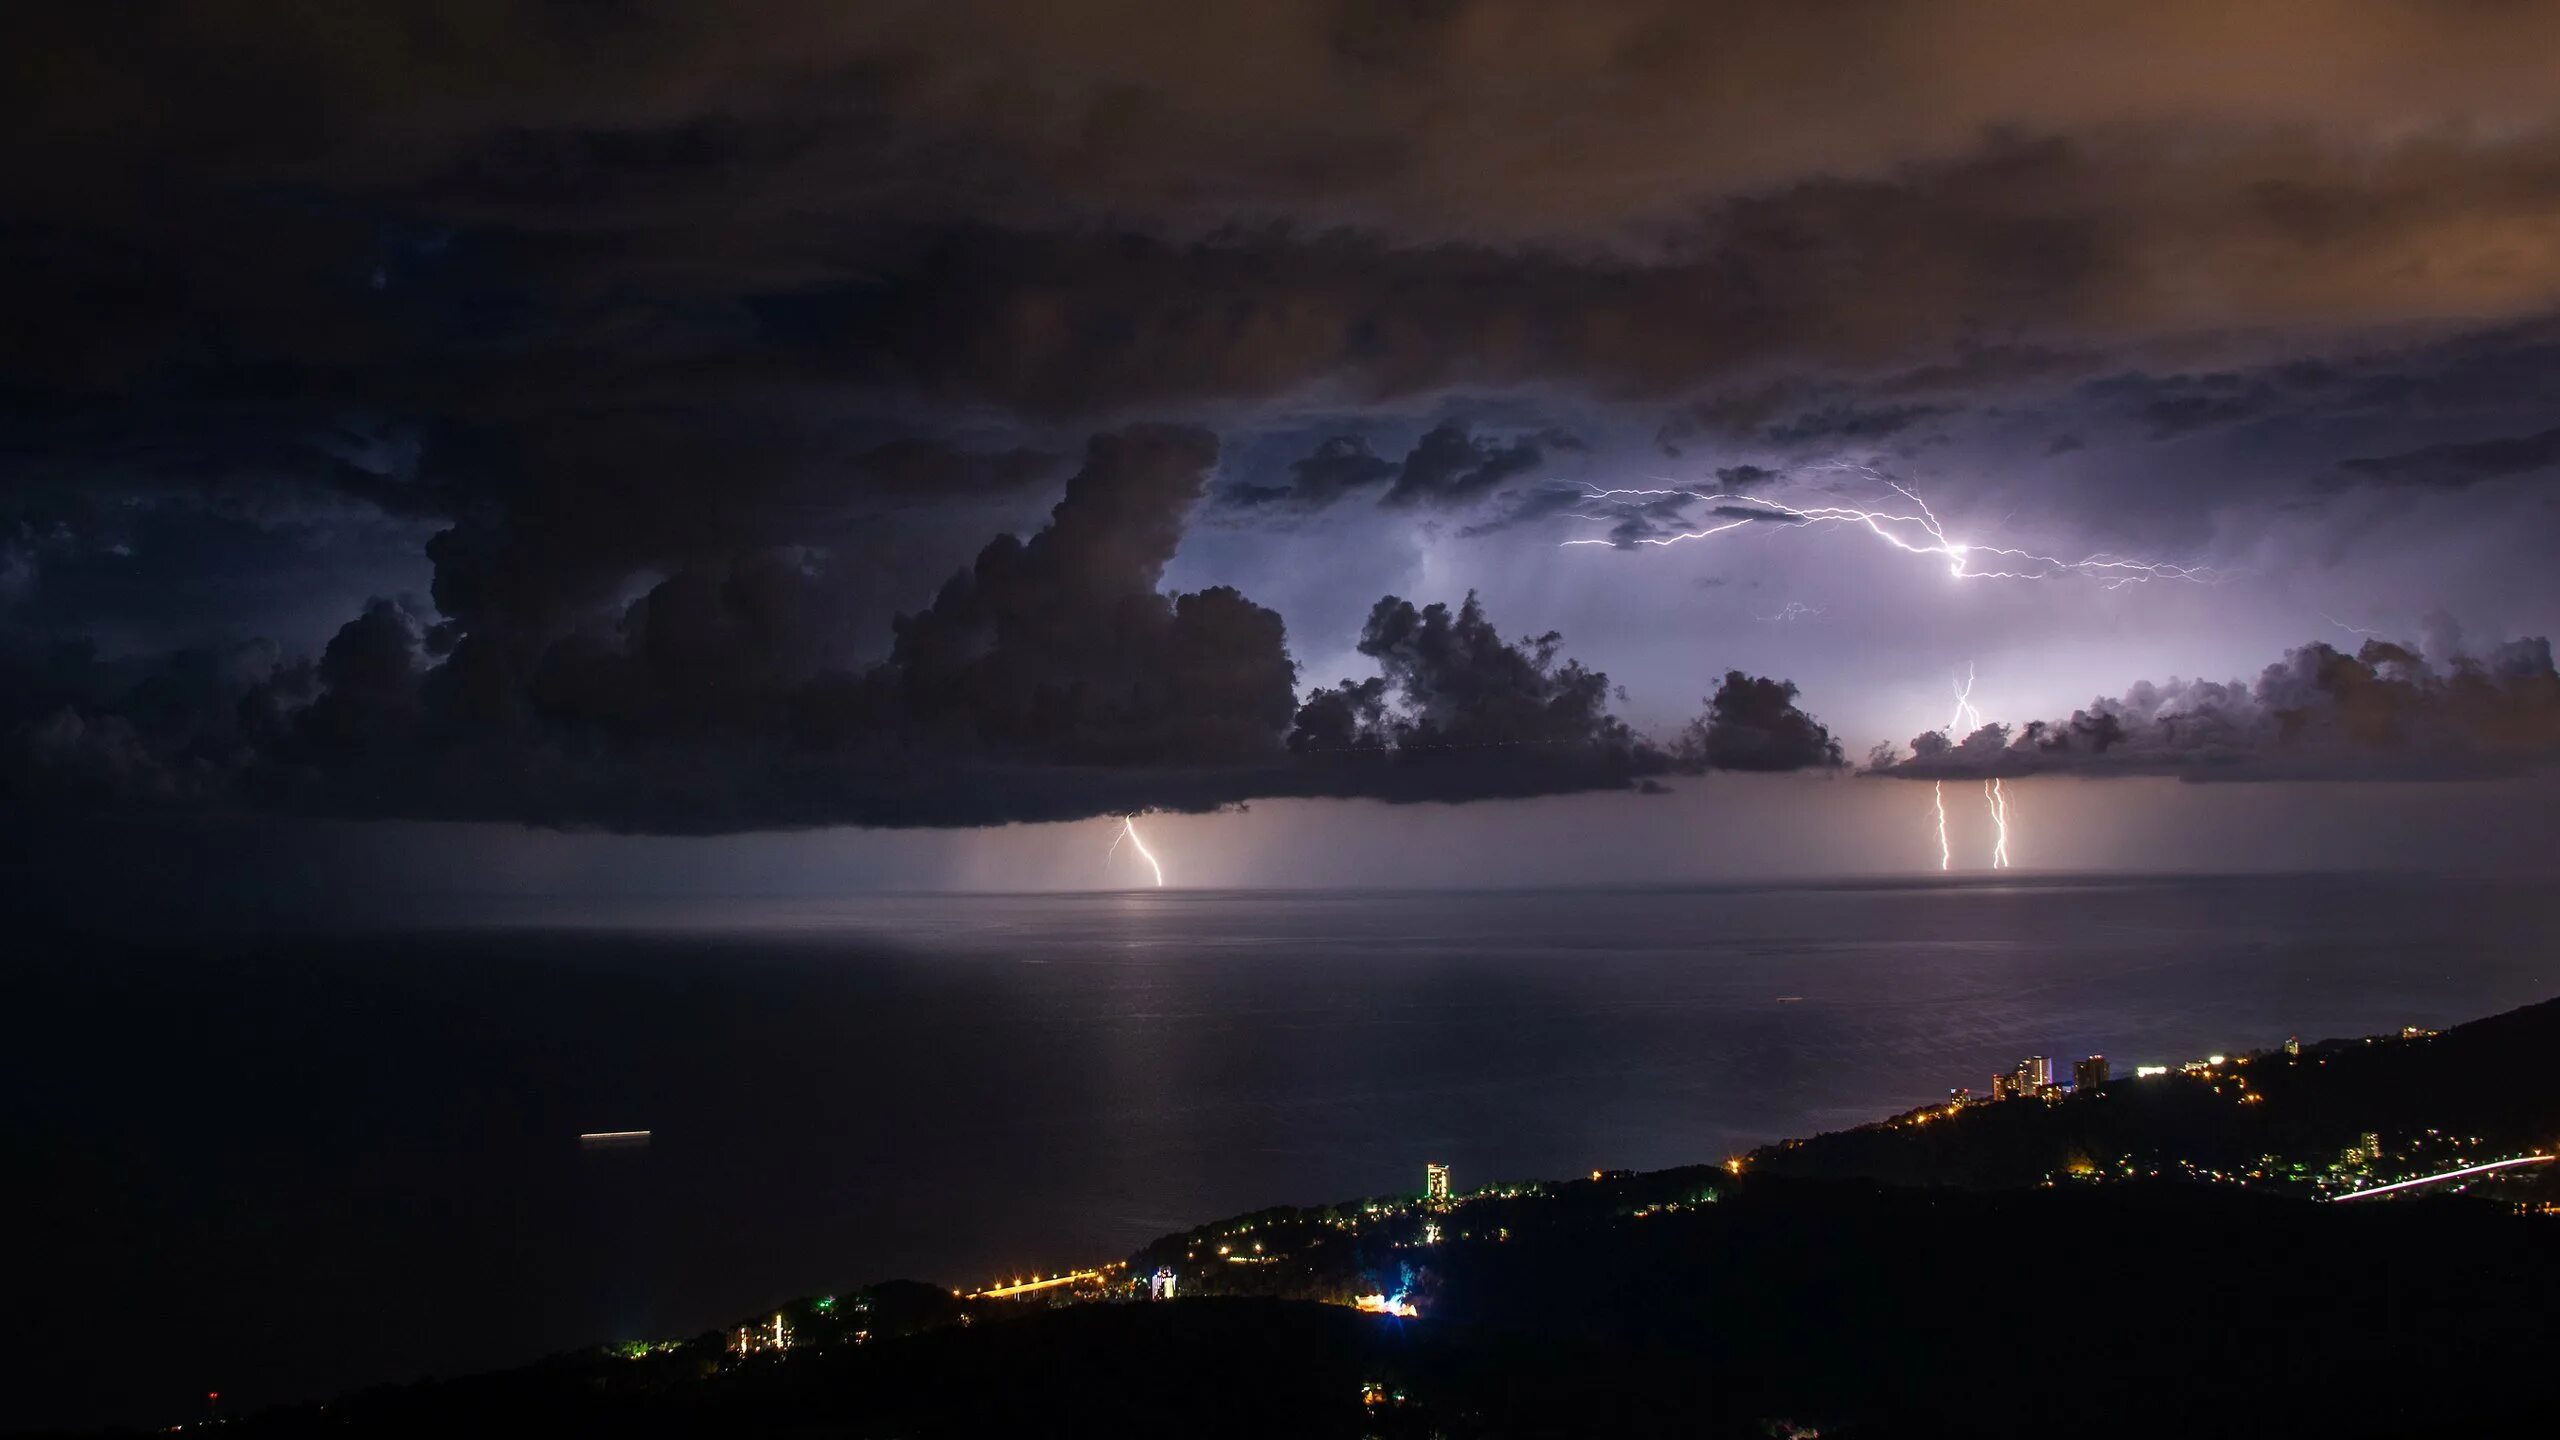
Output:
(7, 3), (2560, 897)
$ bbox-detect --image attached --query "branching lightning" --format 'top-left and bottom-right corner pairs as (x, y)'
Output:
(1932, 781), (1950, 872)
(1562, 477), (2212, 588)
(1986, 778), (2013, 870)
(1107, 815), (1166, 888)
(1948, 663), (1984, 734)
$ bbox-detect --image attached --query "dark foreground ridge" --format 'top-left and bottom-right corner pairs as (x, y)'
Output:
(59, 1000), (2560, 1439)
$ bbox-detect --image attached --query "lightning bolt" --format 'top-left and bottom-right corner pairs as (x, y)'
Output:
(1562, 477), (2212, 586)
(1986, 778), (2013, 870)
(1752, 601), (1826, 623)
(1107, 815), (1166, 888)
(1948, 663), (1984, 735)
(1933, 781), (1950, 872)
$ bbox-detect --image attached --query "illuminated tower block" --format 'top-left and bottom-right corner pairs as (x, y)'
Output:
(2073, 1055), (2109, 1089)
(1149, 1266), (1177, 1300)
(1424, 1162), (1450, 1206)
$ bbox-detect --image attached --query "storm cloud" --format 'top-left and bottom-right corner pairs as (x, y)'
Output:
(2339, 428), (2560, 489)
(9, 2), (2560, 842)
(1875, 637), (2560, 782)
(4, 427), (1849, 829)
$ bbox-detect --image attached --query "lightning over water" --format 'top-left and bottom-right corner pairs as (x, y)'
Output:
(1987, 778), (2013, 870)
(1107, 815), (1167, 888)
(1933, 782), (1950, 872)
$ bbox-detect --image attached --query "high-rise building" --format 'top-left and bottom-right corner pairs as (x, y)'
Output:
(2014, 1055), (2052, 1094)
(1424, 1162), (1451, 1206)
(1990, 1073), (2018, 1102)
(2284, 1034), (2301, 1057)
(2073, 1055), (2109, 1089)
(1149, 1266), (1177, 1300)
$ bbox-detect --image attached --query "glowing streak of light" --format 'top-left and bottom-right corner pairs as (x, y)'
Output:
(1986, 778), (2013, 870)
(1752, 601), (1826, 623)
(2329, 1154), (2552, 1201)
(1108, 815), (1166, 888)
(1933, 782), (1950, 872)
(1560, 480), (2212, 586)
(2322, 612), (2383, 638)
(1949, 663), (1984, 734)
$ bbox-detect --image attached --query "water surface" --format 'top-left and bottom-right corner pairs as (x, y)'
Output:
(11, 874), (2554, 1427)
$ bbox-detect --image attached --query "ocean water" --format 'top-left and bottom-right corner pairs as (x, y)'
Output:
(11, 873), (2556, 1427)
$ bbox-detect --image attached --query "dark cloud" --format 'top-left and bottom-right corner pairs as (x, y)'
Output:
(2338, 427), (2560, 489)
(1561, 492), (1706, 548)
(5, 427), (1848, 829)
(1675, 673), (1845, 772)
(850, 440), (1068, 499)
(1877, 342), (2099, 396)
(1284, 591), (1667, 798)
(2073, 325), (2560, 459)
(867, 426), (1298, 766)
(1762, 402), (1948, 447)
(1379, 423), (1571, 510)
(1227, 435), (1401, 510)
(11, 0), (2560, 844)
(1457, 485), (1594, 539)
(1715, 464), (1782, 490)
(1874, 637), (2560, 782)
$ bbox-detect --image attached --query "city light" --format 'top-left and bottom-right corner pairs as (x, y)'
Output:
(969, 1264), (1123, 1299)
(1354, 1293), (1420, 1318)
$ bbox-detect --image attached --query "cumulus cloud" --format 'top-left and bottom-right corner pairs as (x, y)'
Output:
(4, 427), (1853, 829)
(1676, 672), (1845, 772)
(1874, 637), (2560, 781)
(12, 0), (2560, 845)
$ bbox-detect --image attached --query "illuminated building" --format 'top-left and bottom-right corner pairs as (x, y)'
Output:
(1990, 1055), (2052, 1102)
(2073, 1055), (2109, 1089)
(1149, 1267), (1177, 1300)
(2135, 1064), (2167, 1078)
(1425, 1162), (1450, 1206)
(2285, 1034), (2301, 1057)
(733, 1314), (792, 1355)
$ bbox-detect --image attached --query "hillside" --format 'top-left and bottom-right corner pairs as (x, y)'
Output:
(1746, 994), (2560, 1192)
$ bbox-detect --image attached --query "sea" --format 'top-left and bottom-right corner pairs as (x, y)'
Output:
(10, 873), (2556, 1429)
